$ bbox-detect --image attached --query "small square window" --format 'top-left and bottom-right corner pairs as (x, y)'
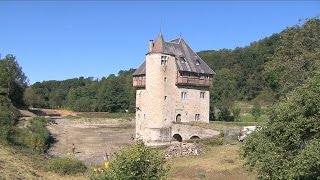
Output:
(164, 96), (167, 100)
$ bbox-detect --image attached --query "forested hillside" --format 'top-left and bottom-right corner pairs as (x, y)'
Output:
(199, 18), (320, 112)
(24, 70), (136, 112)
(24, 18), (320, 115)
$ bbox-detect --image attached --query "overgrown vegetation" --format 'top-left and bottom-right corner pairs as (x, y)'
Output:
(0, 55), (27, 144)
(92, 140), (169, 180)
(242, 72), (320, 179)
(241, 18), (320, 179)
(48, 157), (87, 175)
(11, 117), (50, 153)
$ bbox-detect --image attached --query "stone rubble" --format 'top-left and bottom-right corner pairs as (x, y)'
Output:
(164, 143), (204, 159)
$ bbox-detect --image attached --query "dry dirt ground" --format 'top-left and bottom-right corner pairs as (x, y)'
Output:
(47, 117), (135, 166)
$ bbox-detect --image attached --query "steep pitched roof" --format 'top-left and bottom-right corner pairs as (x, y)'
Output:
(133, 34), (215, 76)
(132, 61), (146, 76)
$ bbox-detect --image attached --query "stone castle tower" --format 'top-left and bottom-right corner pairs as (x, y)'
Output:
(133, 33), (215, 144)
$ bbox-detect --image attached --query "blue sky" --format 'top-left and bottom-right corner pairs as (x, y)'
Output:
(0, 1), (319, 84)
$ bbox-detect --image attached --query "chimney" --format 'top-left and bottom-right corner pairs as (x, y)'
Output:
(149, 40), (154, 52)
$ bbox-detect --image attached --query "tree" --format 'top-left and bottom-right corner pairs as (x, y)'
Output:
(99, 140), (169, 179)
(23, 87), (44, 108)
(0, 54), (28, 106)
(242, 71), (320, 179)
(210, 68), (238, 111)
(265, 18), (320, 97)
(232, 105), (241, 121)
(251, 101), (261, 121)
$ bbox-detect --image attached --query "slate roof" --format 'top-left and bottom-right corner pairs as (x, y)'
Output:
(133, 33), (215, 76)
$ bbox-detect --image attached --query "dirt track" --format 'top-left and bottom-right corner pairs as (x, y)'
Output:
(47, 118), (135, 166)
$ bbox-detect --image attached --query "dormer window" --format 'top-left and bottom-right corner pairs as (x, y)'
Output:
(181, 57), (186, 64)
(161, 56), (168, 65)
(194, 55), (200, 65)
(196, 59), (200, 65)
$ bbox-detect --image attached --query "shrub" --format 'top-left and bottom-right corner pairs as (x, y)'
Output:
(218, 107), (233, 121)
(95, 140), (169, 179)
(11, 117), (50, 153)
(0, 95), (19, 144)
(48, 157), (87, 175)
(242, 71), (320, 179)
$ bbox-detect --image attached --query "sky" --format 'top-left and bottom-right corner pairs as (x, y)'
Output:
(0, 1), (319, 84)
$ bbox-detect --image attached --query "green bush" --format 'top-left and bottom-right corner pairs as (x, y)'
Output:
(94, 140), (169, 179)
(48, 157), (87, 175)
(242, 71), (320, 179)
(12, 117), (50, 153)
(0, 96), (19, 144)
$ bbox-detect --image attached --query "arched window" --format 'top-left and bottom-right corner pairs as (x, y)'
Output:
(176, 114), (181, 122)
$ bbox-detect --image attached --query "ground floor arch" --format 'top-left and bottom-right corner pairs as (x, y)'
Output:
(172, 134), (183, 142)
(190, 135), (200, 140)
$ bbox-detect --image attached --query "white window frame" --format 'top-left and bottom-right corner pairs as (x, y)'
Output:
(161, 56), (168, 65)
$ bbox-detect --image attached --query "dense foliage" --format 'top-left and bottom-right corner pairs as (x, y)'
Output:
(0, 54), (28, 107)
(12, 117), (50, 153)
(200, 18), (320, 114)
(94, 140), (169, 180)
(24, 70), (135, 113)
(0, 55), (27, 144)
(242, 71), (320, 179)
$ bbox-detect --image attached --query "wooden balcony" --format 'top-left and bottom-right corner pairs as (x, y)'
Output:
(133, 76), (146, 88)
(176, 73), (213, 87)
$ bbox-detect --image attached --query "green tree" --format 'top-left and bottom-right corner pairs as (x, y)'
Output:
(23, 87), (44, 108)
(242, 71), (320, 179)
(251, 101), (262, 121)
(265, 18), (320, 97)
(211, 68), (238, 111)
(0, 54), (28, 106)
(99, 140), (169, 179)
(232, 105), (241, 121)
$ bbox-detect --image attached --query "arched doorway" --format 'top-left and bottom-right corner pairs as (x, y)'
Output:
(172, 134), (183, 142)
(190, 136), (200, 140)
(176, 114), (181, 122)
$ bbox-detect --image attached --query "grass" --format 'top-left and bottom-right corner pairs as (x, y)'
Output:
(0, 144), (86, 179)
(209, 121), (265, 127)
(77, 112), (135, 120)
(240, 114), (268, 122)
(168, 144), (256, 180)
